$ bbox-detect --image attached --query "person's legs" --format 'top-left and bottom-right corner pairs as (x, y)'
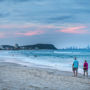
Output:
(75, 70), (76, 76)
(73, 68), (75, 76)
(86, 70), (88, 77)
(84, 70), (85, 76)
(76, 68), (78, 76)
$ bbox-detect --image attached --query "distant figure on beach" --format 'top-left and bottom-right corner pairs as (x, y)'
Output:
(83, 60), (88, 77)
(72, 57), (79, 77)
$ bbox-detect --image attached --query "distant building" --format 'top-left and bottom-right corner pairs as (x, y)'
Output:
(14, 44), (20, 50)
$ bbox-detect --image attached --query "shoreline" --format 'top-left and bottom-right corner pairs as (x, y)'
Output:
(0, 62), (90, 90)
(0, 58), (89, 75)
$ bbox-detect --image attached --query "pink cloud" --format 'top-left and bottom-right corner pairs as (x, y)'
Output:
(0, 23), (89, 39)
(0, 30), (45, 38)
(16, 30), (45, 36)
(59, 26), (88, 34)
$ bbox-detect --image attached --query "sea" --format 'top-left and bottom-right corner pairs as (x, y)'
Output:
(0, 49), (90, 75)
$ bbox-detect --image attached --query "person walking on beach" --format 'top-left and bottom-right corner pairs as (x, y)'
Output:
(83, 60), (88, 77)
(72, 57), (79, 77)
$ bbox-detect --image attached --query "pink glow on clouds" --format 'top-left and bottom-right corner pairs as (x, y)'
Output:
(0, 30), (45, 38)
(0, 24), (88, 32)
(0, 24), (89, 39)
(59, 26), (88, 34)
(16, 30), (45, 36)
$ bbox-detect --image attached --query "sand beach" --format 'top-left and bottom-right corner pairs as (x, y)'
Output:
(0, 62), (90, 90)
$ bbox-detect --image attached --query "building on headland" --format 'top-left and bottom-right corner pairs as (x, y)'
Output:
(14, 44), (20, 50)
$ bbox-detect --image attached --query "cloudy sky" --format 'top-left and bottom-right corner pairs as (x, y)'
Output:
(0, 0), (90, 48)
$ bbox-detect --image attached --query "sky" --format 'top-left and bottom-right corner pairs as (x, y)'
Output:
(0, 0), (90, 48)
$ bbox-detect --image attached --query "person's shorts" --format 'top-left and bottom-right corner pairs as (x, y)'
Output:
(73, 68), (78, 71)
(83, 68), (88, 72)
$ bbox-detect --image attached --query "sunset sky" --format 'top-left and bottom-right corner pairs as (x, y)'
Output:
(0, 0), (90, 48)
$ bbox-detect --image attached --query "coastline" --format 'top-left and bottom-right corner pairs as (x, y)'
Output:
(0, 62), (90, 90)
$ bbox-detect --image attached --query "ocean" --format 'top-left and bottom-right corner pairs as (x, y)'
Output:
(0, 49), (90, 75)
